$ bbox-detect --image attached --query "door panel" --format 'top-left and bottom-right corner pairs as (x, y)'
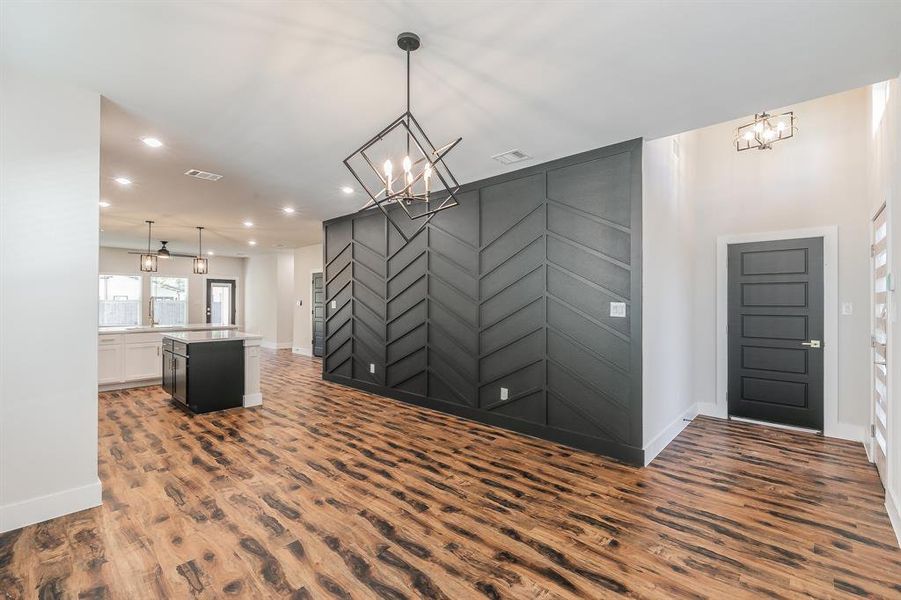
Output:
(872, 206), (888, 482)
(312, 272), (325, 357)
(728, 237), (824, 430)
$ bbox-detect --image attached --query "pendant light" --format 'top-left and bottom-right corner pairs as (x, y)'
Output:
(735, 111), (795, 151)
(343, 32), (463, 242)
(140, 220), (158, 272)
(193, 227), (209, 275)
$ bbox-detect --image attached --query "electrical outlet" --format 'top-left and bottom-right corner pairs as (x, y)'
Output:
(610, 302), (626, 318)
(330, 300), (336, 309)
(369, 363), (375, 374)
(500, 387), (509, 401)
(841, 302), (853, 315)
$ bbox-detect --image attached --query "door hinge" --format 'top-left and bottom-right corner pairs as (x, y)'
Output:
(871, 244), (876, 257)
(871, 424), (876, 437)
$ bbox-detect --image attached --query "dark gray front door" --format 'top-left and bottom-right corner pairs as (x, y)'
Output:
(728, 237), (824, 430)
(312, 272), (325, 357)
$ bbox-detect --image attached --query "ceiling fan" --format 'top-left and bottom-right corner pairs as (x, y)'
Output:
(126, 241), (196, 259)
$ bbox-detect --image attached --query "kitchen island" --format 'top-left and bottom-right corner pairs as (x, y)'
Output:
(162, 330), (262, 413)
(99, 323), (237, 390)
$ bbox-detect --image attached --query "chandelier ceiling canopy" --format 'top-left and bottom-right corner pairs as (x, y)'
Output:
(343, 32), (462, 242)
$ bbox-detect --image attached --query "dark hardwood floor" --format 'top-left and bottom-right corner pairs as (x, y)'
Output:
(1, 350), (899, 599)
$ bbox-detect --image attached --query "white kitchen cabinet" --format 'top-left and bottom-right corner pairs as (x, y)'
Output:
(124, 341), (162, 381)
(98, 342), (124, 384)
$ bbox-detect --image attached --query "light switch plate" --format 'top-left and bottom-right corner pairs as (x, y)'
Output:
(841, 302), (853, 315)
(330, 300), (336, 309)
(369, 363), (375, 374)
(500, 387), (509, 400)
(610, 302), (626, 318)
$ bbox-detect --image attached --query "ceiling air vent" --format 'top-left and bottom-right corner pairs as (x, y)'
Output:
(184, 169), (223, 181)
(491, 149), (531, 165)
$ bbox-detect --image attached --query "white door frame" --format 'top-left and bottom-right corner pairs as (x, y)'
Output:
(707, 226), (850, 440)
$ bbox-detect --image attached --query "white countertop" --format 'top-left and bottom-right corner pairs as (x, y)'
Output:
(99, 324), (238, 334)
(163, 330), (263, 344)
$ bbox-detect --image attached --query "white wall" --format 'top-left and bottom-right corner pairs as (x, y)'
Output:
(642, 136), (696, 463)
(243, 250), (296, 349)
(99, 246), (246, 326)
(870, 74), (901, 544)
(292, 243), (323, 356)
(244, 254), (278, 345)
(0, 68), (102, 532)
(681, 87), (872, 439)
(276, 252), (295, 346)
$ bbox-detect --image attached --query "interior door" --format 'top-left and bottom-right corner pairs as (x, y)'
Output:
(312, 272), (325, 357)
(206, 279), (236, 325)
(728, 237), (824, 430)
(872, 206), (889, 481)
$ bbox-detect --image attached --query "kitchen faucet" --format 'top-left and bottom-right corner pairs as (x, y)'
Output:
(148, 296), (158, 326)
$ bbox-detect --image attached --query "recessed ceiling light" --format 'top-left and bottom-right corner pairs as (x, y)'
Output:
(98, 201), (111, 208)
(114, 177), (132, 185)
(207, 250), (215, 256)
(141, 137), (163, 148)
(248, 240), (257, 246)
(243, 221), (254, 227)
(341, 186), (354, 194)
(282, 207), (296, 214)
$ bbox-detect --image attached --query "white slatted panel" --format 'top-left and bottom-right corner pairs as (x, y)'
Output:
(872, 206), (888, 481)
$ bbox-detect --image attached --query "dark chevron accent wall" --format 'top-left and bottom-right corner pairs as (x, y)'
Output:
(322, 139), (643, 464)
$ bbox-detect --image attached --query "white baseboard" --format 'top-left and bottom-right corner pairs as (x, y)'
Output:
(697, 401), (726, 419)
(644, 403), (699, 466)
(243, 392), (262, 407)
(292, 346), (313, 356)
(824, 421), (867, 443)
(261, 341), (292, 350)
(886, 488), (901, 549)
(0, 478), (102, 534)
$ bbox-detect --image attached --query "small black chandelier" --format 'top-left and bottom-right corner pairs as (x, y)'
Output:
(735, 111), (795, 151)
(139, 220), (158, 272)
(343, 32), (462, 242)
(193, 226), (209, 275)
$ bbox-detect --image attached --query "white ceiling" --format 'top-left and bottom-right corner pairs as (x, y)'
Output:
(3, 1), (900, 255)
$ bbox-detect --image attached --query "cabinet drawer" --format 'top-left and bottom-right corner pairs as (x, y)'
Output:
(162, 338), (174, 351)
(125, 332), (164, 344)
(98, 334), (123, 345)
(173, 341), (188, 356)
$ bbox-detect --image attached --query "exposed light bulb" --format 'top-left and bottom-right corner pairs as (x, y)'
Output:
(383, 160), (393, 178)
(776, 122), (787, 132)
(141, 137), (163, 148)
(762, 129), (776, 141)
(207, 250), (215, 256)
(340, 186), (354, 194)
(424, 164), (432, 193)
(743, 131), (755, 141)
(753, 123), (763, 134)
(402, 156), (412, 173)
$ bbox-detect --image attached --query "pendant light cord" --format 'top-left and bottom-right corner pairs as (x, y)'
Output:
(406, 49), (411, 156)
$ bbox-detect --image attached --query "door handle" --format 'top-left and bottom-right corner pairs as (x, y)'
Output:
(801, 340), (822, 348)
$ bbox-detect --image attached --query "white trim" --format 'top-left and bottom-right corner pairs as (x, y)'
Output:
(715, 227), (845, 437)
(0, 478), (102, 534)
(886, 488), (901, 549)
(643, 403), (699, 465)
(243, 392), (263, 407)
(261, 341), (292, 350)
(728, 416), (819, 434)
(292, 346), (313, 357)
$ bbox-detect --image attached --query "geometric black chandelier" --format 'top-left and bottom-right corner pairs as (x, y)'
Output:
(735, 111), (795, 151)
(343, 32), (462, 242)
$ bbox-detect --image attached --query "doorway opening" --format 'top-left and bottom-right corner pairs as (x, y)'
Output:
(206, 279), (236, 326)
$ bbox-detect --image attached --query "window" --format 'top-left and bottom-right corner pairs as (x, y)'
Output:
(99, 275), (142, 326)
(151, 277), (188, 326)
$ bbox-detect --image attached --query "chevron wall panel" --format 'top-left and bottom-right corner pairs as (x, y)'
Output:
(322, 139), (643, 464)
